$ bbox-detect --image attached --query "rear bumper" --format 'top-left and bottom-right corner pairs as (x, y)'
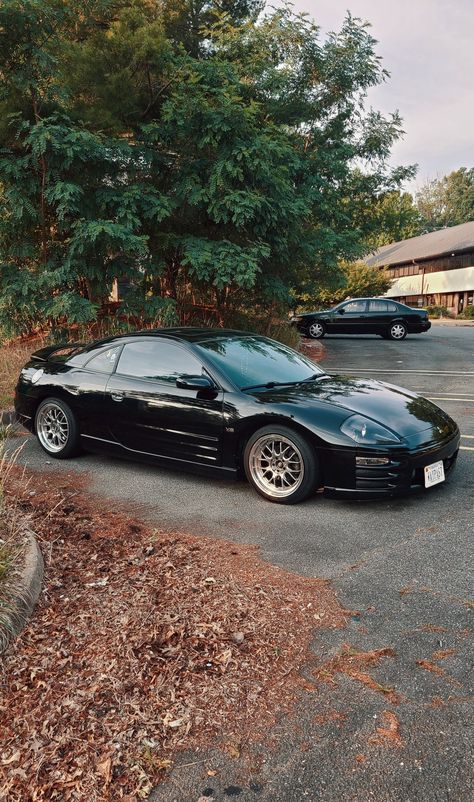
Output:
(322, 430), (460, 499)
(409, 321), (431, 333)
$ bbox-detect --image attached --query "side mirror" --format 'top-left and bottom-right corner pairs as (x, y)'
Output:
(338, 308), (345, 315)
(176, 374), (215, 391)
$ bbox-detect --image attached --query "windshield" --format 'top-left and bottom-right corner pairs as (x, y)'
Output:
(196, 335), (325, 389)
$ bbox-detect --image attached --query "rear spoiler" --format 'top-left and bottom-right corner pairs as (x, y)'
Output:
(30, 343), (85, 362)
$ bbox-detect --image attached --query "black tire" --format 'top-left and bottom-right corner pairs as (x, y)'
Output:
(387, 321), (408, 340)
(307, 320), (326, 339)
(34, 397), (81, 459)
(244, 425), (320, 504)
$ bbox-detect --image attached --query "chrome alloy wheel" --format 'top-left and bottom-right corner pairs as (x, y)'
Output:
(390, 323), (406, 340)
(248, 434), (305, 499)
(308, 322), (324, 338)
(36, 402), (69, 453)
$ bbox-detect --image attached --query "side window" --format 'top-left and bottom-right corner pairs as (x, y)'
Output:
(342, 300), (367, 313)
(369, 300), (389, 312)
(386, 302), (398, 312)
(116, 340), (204, 382)
(85, 345), (121, 373)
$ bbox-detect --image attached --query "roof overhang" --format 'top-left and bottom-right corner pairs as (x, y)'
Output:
(384, 264), (474, 297)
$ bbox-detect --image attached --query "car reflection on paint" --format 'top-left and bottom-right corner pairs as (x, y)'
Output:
(15, 328), (459, 504)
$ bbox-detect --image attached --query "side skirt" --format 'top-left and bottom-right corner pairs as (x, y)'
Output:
(80, 434), (239, 479)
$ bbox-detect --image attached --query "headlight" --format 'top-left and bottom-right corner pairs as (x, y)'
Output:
(340, 414), (401, 445)
(31, 368), (44, 384)
(291, 316), (304, 322)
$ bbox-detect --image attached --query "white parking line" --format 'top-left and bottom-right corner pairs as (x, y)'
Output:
(460, 446), (474, 451)
(461, 435), (474, 439)
(416, 392), (474, 396)
(331, 369), (474, 376)
(427, 397), (474, 402)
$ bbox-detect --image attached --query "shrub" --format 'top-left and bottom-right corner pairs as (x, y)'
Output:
(222, 309), (301, 349)
(425, 305), (451, 318)
(458, 304), (474, 319)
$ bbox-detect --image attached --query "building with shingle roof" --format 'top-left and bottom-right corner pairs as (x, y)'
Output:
(366, 220), (474, 315)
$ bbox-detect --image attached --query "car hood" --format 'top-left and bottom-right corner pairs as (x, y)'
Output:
(299, 309), (331, 316)
(252, 376), (455, 439)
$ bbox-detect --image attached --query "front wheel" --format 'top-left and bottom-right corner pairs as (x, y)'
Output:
(35, 398), (81, 459)
(388, 321), (407, 340)
(244, 425), (320, 504)
(307, 321), (326, 339)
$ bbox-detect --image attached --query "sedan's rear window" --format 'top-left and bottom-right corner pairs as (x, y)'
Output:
(369, 300), (392, 312)
(196, 336), (324, 389)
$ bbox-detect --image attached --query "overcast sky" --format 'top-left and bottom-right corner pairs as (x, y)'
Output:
(278, 0), (474, 194)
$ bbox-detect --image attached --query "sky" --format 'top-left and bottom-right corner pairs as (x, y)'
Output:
(277, 0), (474, 194)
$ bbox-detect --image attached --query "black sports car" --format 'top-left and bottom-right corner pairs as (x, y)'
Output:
(14, 328), (459, 504)
(291, 298), (431, 339)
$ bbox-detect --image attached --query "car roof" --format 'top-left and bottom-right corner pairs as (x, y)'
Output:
(78, 327), (259, 352)
(135, 327), (255, 342)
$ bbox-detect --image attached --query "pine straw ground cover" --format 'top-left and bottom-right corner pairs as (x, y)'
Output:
(0, 469), (347, 801)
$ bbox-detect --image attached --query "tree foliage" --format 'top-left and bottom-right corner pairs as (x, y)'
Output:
(295, 260), (391, 309)
(415, 168), (474, 232)
(0, 0), (413, 338)
(358, 190), (422, 251)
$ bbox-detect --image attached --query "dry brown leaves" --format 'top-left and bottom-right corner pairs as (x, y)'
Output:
(369, 710), (403, 747)
(0, 468), (345, 802)
(313, 644), (400, 704)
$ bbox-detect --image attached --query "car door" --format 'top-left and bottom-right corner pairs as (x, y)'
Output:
(331, 299), (369, 333)
(104, 338), (225, 466)
(367, 299), (399, 333)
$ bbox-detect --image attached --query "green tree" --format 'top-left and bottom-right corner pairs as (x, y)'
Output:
(416, 168), (474, 231)
(359, 190), (422, 250)
(0, 0), (414, 339)
(295, 260), (391, 309)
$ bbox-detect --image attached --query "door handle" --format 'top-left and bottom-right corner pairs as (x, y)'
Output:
(111, 391), (124, 402)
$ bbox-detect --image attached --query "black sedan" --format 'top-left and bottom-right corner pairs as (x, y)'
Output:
(291, 298), (431, 339)
(15, 328), (458, 504)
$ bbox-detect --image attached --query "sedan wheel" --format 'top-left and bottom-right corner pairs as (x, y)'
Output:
(388, 322), (407, 340)
(308, 321), (325, 339)
(35, 398), (80, 459)
(244, 425), (320, 504)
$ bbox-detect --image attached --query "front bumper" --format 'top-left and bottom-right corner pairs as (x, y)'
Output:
(322, 429), (460, 499)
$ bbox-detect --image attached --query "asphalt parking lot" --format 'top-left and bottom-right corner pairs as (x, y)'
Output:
(10, 324), (474, 802)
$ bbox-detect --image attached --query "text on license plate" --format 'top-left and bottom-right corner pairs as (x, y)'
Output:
(424, 460), (445, 488)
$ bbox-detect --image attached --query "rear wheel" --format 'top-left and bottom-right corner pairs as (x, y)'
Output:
(244, 425), (320, 504)
(388, 321), (407, 340)
(307, 321), (326, 339)
(35, 398), (81, 459)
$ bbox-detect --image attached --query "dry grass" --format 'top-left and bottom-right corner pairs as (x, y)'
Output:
(0, 443), (29, 649)
(0, 338), (44, 409)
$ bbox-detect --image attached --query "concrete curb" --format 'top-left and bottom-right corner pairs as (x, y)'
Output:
(430, 319), (474, 326)
(0, 529), (44, 655)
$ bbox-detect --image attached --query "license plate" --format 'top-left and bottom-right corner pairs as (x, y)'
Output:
(424, 460), (445, 488)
